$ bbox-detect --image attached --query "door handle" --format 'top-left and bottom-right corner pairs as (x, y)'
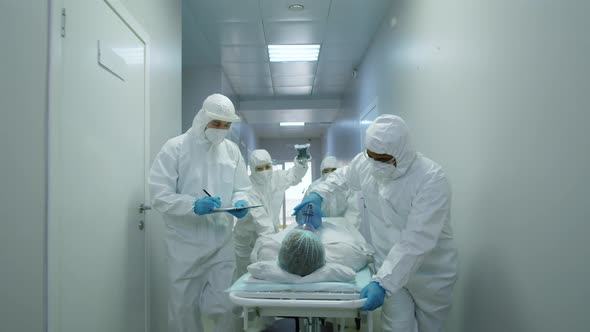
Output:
(138, 220), (145, 231)
(139, 203), (151, 213)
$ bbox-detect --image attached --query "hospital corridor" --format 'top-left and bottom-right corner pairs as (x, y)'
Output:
(2, 0), (590, 331)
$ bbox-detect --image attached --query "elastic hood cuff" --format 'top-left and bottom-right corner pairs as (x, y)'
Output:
(204, 109), (241, 122)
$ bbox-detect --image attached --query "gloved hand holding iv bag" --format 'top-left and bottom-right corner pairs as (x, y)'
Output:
(292, 193), (323, 229)
(294, 143), (311, 164)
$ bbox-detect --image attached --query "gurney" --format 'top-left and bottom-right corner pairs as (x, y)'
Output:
(228, 267), (374, 332)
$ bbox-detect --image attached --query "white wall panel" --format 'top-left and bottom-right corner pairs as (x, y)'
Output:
(0, 2), (49, 331)
(326, 1), (590, 331)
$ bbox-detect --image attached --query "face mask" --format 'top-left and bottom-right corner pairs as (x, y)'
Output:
(370, 159), (397, 182)
(252, 170), (272, 184)
(205, 128), (228, 145)
(321, 168), (336, 180)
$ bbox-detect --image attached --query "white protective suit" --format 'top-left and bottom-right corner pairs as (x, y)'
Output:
(149, 94), (251, 332)
(312, 115), (458, 332)
(305, 156), (361, 228)
(233, 149), (308, 277)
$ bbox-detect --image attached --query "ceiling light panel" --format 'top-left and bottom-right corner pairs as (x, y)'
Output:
(239, 107), (340, 124)
(280, 122), (305, 126)
(268, 44), (320, 62)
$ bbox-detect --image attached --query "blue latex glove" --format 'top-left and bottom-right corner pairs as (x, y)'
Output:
(292, 193), (323, 228)
(359, 281), (386, 311)
(194, 196), (221, 215)
(228, 200), (249, 219)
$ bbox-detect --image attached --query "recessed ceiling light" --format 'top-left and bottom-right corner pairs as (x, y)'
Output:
(280, 122), (305, 127)
(268, 44), (320, 62)
(288, 4), (304, 12)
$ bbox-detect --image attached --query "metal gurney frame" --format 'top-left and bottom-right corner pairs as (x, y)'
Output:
(229, 289), (373, 332)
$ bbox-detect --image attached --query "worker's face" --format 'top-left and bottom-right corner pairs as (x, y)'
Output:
(366, 149), (397, 167)
(322, 168), (337, 175)
(255, 163), (272, 173)
(207, 119), (231, 130)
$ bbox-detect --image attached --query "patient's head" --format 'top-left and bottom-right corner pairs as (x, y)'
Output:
(278, 228), (326, 277)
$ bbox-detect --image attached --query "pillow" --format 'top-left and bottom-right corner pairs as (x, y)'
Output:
(247, 260), (356, 283)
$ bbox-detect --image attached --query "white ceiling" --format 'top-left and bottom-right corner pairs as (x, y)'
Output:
(182, 0), (393, 138)
(184, 0), (392, 98)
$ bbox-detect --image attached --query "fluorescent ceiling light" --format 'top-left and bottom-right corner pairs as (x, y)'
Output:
(280, 122), (305, 127)
(268, 44), (320, 62)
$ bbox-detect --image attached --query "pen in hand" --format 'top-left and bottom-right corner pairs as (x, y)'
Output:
(201, 189), (222, 212)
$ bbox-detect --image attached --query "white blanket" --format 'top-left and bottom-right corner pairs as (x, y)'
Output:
(250, 218), (374, 278)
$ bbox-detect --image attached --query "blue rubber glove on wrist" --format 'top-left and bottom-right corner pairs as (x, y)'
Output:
(292, 193), (323, 229)
(228, 200), (249, 219)
(194, 196), (222, 215)
(359, 281), (386, 311)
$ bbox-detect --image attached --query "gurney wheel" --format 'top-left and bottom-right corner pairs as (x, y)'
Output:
(355, 317), (361, 330)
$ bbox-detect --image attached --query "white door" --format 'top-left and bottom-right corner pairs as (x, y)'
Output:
(49, 1), (147, 331)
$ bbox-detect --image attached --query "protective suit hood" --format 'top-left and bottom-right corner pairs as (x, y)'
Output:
(320, 156), (338, 172)
(188, 93), (240, 144)
(365, 114), (416, 179)
(249, 149), (272, 170)
(249, 149), (273, 187)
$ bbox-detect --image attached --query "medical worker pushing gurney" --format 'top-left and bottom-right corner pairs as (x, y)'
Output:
(294, 115), (458, 332)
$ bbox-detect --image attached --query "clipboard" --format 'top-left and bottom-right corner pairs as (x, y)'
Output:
(211, 204), (263, 213)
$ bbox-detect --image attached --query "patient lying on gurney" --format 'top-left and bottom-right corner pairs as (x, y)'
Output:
(247, 217), (373, 283)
